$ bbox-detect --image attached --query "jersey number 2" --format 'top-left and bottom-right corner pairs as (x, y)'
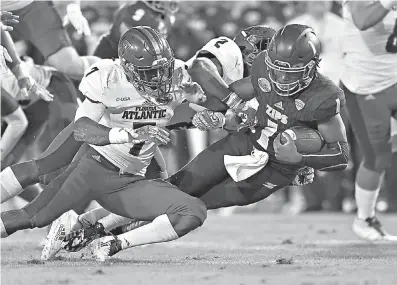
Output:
(214, 39), (228, 48)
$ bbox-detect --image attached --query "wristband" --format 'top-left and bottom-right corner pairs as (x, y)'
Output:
(379, 0), (397, 10)
(222, 92), (243, 110)
(11, 63), (29, 80)
(109, 128), (129, 144)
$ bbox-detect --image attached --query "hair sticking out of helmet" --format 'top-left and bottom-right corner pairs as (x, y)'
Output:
(233, 25), (276, 66)
(265, 24), (321, 97)
(118, 26), (175, 105)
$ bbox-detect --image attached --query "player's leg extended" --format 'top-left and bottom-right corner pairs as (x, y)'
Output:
(0, 145), (95, 237)
(167, 130), (252, 198)
(93, 180), (207, 260)
(200, 166), (295, 210)
(344, 83), (397, 240)
(0, 122), (82, 203)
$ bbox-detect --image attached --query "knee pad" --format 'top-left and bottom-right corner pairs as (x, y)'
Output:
(186, 198), (207, 225)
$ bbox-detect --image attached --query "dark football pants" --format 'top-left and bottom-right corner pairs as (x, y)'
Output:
(168, 130), (296, 208)
(343, 83), (397, 170)
(2, 145), (206, 235)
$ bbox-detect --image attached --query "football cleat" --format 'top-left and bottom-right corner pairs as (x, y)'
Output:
(62, 222), (107, 252)
(352, 216), (397, 241)
(41, 210), (78, 261)
(93, 236), (123, 262)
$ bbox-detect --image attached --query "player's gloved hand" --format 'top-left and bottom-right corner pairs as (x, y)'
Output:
(0, 45), (12, 74)
(63, 4), (91, 36)
(179, 81), (207, 105)
(292, 166), (314, 186)
(17, 76), (54, 101)
(130, 125), (170, 146)
(192, 109), (226, 131)
(273, 132), (303, 164)
(0, 11), (19, 31)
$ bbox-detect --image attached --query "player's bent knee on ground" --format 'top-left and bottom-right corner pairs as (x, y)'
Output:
(168, 197), (207, 237)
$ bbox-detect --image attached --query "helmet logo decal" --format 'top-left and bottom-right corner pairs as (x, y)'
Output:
(119, 40), (133, 58)
(258, 78), (271, 93)
(295, 99), (305, 111)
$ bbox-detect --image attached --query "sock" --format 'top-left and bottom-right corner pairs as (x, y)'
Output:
(118, 214), (179, 250)
(1, 167), (23, 203)
(355, 183), (380, 220)
(75, 207), (110, 230)
(98, 213), (133, 232)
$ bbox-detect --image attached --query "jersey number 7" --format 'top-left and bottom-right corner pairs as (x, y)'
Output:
(128, 122), (157, 156)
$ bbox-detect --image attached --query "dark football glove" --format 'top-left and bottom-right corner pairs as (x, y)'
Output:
(292, 166), (315, 186)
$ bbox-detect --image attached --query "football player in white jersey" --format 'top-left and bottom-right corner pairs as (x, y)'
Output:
(340, 0), (397, 241)
(58, 26), (314, 261)
(0, 27), (210, 259)
(40, 25), (280, 260)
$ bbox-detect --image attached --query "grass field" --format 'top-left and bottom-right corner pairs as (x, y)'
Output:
(1, 212), (397, 285)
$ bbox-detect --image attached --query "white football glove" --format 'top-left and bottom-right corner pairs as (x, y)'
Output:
(1, 11), (19, 31)
(17, 76), (54, 101)
(128, 125), (170, 146)
(63, 4), (91, 36)
(192, 109), (226, 131)
(292, 166), (315, 186)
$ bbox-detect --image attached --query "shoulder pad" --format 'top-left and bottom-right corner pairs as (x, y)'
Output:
(79, 59), (124, 103)
(305, 74), (346, 122)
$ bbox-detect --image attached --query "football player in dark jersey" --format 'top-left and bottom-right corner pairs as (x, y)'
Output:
(60, 25), (344, 260)
(93, 1), (178, 59)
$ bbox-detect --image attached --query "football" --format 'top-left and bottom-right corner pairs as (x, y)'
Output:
(280, 126), (325, 154)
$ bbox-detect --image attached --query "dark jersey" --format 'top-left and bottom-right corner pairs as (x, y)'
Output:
(249, 51), (346, 173)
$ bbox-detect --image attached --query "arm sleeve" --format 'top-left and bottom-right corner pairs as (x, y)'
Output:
(302, 141), (349, 171)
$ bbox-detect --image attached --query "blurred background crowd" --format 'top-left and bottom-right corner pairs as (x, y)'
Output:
(4, 1), (397, 215)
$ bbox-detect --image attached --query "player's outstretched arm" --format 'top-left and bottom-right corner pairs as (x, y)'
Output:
(348, 1), (395, 31)
(74, 99), (136, 146)
(188, 58), (256, 110)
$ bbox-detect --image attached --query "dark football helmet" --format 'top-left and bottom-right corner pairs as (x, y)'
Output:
(118, 26), (175, 105)
(233, 25), (276, 66)
(265, 24), (321, 97)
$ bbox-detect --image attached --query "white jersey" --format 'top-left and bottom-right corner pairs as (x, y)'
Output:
(1, 0), (34, 11)
(340, 1), (397, 94)
(79, 58), (190, 176)
(186, 36), (244, 85)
